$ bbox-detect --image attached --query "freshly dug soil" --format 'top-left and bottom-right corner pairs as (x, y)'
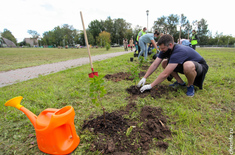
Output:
(104, 72), (146, 82)
(82, 102), (171, 154)
(104, 72), (177, 99)
(126, 85), (177, 99)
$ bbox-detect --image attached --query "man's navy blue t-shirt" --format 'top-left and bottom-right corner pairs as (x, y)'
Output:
(158, 44), (203, 64)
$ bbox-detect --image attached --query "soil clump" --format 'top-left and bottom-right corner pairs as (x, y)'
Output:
(104, 72), (146, 82)
(82, 103), (171, 154)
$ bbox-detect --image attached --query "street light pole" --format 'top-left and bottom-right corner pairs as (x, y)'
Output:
(146, 10), (149, 32)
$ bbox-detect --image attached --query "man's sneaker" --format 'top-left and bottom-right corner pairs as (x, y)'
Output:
(186, 85), (195, 97)
(167, 75), (173, 81)
(169, 81), (186, 87)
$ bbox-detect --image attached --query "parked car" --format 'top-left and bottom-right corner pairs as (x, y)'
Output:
(111, 43), (120, 47)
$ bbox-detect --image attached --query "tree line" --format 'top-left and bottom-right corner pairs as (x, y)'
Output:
(1, 14), (235, 47)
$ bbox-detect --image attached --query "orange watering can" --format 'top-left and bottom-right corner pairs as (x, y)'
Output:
(4, 96), (80, 155)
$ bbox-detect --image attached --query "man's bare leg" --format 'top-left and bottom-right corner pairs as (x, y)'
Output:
(162, 59), (184, 84)
(183, 61), (197, 86)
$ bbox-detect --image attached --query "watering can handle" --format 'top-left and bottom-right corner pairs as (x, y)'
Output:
(53, 106), (72, 116)
(70, 123), (79, 139)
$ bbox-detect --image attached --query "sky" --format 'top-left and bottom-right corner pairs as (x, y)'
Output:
(1, 0), (234, 42)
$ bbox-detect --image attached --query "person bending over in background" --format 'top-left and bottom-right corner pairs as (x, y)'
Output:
(138, 30), (160, 60)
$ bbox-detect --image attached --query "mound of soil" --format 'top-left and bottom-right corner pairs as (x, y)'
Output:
(82, 103), (171, 154)
(104, 72), (177, 99)
(126, 85), (177, 99)
(104, 72), (146, 82)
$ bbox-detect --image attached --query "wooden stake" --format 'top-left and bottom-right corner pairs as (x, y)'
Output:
(159, 120), (165, 127)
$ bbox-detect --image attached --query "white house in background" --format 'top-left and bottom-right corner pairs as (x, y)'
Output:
(24, 38), (39, 47)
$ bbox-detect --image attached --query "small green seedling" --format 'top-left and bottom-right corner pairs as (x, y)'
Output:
(126, 126), (136, 137)
(138, 56), (144, 68)
(150, 48), (157, 57)
(151, 48), (157, 53)
(129, 64), (140, 85)
(89, 75), (107, 123)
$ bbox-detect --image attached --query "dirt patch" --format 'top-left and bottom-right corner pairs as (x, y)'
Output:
(82, 103), (171, 154)
(126, 85), (177, 100)
(104, 72), (177, 99)
(104, 72), (146, 82)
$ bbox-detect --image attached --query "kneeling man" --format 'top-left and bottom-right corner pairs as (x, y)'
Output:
(137, 34), (209, 97)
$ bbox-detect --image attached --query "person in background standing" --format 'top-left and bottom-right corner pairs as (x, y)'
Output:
(136, 27), (147, 54)
(134, 40), (138, 54)
(129, 38), (134, 51)
(190, 30), (198, 50)
(123, 38), (128, 51)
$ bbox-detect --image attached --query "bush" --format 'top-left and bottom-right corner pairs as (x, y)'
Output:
(105, 43), (110, 51)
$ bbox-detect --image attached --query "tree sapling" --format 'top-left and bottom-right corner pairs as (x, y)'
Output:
(89, 75), (107, 123)
(129, 64), (140, 85)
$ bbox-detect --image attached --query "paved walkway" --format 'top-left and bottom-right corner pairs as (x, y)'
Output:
(0, 51), (133, 88)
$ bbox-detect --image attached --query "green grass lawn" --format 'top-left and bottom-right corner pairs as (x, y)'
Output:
(0, 47), (124, 72)
(0, 48), (234, 154)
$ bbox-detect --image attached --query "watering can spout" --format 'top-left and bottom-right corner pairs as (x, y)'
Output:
(5, 96), (23, 109)
(5, 96), (37, 128)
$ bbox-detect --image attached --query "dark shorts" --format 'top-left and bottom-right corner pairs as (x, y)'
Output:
(170, 58), (209, 89)
(173, 61), (203, 77)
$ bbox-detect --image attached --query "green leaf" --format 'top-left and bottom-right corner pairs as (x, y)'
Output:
(95, 102), (100, 107)
(91, 98), (97, 104)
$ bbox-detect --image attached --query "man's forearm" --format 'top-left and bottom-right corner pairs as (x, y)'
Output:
(151, 40), (159, 50)
(144, 59), (161, 79)
(144, 65), (156, 79)
(150, 72), (168, 87)
(150, 63), (178, 87)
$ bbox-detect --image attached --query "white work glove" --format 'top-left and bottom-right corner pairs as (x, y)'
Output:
(140, 84), (152, 93)
(137, 78), (146, 87)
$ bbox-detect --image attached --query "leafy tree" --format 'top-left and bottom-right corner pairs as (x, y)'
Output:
(133, 25), (142, 41)
(105, 43), (111, 51)
(113, 18), (131, 45)
(79, 30), (95, 46)
(27, 30), (40, 39)
(125, 28), (134, 41)
(153, 16), (167, 34)
(209, 33), (235, 46)
(1, 29), (17, 44)
(104, 17), (115, 44)
(62, 24), (77, 46)
(88, 20), (104, 45)
(89, 75), (107, 123)
(153, 14), (179, 39)
(40, 24), (79, 47)
(166, 14), (179, 36)
(53, 26), (63, 46)
(97, 31), (111, 47)
(193, 19), (209, 45)
(178, 14), (191, 39)
(129, 63), (140, 85)
(104, 17), (114, 33)
(18, 40), (30, 47)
